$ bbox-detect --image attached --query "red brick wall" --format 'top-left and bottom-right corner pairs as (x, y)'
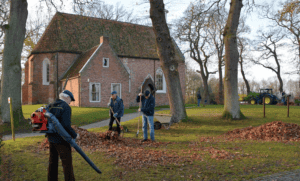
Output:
(23, 53), (79, 105)
(120, 58), (186, 107)
(22, 61), (29, 104)
(65, 77), (80, 107)
(79, 42), (130, 108)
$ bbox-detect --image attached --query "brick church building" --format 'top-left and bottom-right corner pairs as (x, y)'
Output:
(22, 12), (186, 108)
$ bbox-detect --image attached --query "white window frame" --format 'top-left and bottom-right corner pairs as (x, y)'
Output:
(103, 57), (109, 67)
(42, 58), (50, 85)
(156, 68), (167, 93)
(111, 83), (122, 98)
(89, 82), (101, 102)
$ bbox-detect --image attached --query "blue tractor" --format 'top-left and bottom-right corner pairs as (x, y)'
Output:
(249, 88), (278, 105)
(280, 91), (291, 105)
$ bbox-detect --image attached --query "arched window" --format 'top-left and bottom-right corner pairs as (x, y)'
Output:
(156, 69), (163, 90)
(155, 67), (166, 93)
(43, 58), (50, 85)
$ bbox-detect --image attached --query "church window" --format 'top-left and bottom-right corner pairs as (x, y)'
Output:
(103, 58), (109, 67)
(43, 58), (50, 85)
(89, 83), (101, 102)
(111, 83), (121, 98)
(155, 68), (166, 93)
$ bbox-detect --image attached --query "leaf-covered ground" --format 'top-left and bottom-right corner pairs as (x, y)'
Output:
(36, 120), (300, 171)
(1, 105), (300, 180)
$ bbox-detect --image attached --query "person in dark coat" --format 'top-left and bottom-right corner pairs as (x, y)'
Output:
(197, 91), (202, 107)
(136, 90), (155, 142)
(45, 90), (78, 181)
(107, 91), (124, 135)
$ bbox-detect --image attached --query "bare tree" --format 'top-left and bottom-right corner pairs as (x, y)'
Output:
(238, 37), (251, 95)
(1, 0), (95, 124)
(207, 6), (227, 104)
(1, 0), (28, 124)
(262, 0), (300, 74)
(208, 76), (219, 102)
(251, 29), (285, 93)
(77, 2), (140, 23)
(222, 0), (245, 119)
(238, 78), (246, 95)
(149, 0), (187, 124)
(249, 79), (261, 92)
(0, 0), (9, 46)
(185, 63), (202, 100)
(175, 2), (218, 105)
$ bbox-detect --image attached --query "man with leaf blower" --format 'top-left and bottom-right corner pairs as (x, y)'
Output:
(136, 90), (155, 142)
(45, 90), (78, 181)
(107, 91), (124, 135)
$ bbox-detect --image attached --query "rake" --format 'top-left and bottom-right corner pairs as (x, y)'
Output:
(109, 106), (124, 137)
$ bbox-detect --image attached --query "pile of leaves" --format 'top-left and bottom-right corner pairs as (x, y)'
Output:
(38, 126), (122, 151)
(37, 126), (193, 170)
(222, 121), (300, 142)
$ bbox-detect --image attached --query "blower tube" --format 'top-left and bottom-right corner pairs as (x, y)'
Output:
(42, 111), (102, 174)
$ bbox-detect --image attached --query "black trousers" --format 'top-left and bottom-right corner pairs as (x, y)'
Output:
(48, 141), (75, 181)
(108, 112), (121, 135)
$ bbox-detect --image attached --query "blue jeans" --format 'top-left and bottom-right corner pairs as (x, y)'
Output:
(197, 99), (201, 106)
(142, 114), (155, 141)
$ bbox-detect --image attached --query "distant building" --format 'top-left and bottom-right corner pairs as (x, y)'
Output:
(22, 12), (185, 108)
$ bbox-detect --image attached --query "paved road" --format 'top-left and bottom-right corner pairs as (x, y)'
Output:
(2, 108), (170, 141)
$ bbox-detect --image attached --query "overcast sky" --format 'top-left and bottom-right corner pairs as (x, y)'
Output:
(27, 0), (300, 83)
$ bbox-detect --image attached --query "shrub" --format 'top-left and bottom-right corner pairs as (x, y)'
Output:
(244, 92), (260, 101)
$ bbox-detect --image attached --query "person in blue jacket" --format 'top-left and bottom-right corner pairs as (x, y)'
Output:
(45, 90), (78, 181)
(197, 91), (201, 107)
(107, 91), (124, 135)
(136, 90), (155, 142)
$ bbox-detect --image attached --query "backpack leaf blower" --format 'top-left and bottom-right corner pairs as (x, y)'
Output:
(30, 107), (102, 174)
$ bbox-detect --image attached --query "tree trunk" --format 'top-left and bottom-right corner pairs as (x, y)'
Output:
(239, 58), (250, 95)
(218, 56), (223, 104)
(277, 73), (283, 93)
(149, 0), (187, 123)
(202, 76), (210, 105)
(1, 0), (28, 124)
(222, 0), (244, 119)
(196, 70), (210, 105)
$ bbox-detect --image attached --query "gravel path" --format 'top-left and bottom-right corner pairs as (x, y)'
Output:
(2, 108), (170, 141)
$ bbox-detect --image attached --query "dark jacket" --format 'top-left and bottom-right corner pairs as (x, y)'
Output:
(136, 94), (155, 116)
(109, 96), (124, 117)
(45, 99), (78, 143)
(197, 93), (201, 99)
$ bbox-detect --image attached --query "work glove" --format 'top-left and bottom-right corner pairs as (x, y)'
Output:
(107, 102), (111, 107)
(113, 113), (118, 118)
(37, 107), (44, 112)
(138, 93), (143, 96)
(76, 133), (80, 140)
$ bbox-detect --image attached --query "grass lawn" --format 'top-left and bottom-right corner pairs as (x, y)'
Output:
(0, 104), (138, 136)
(1, 105), (300, 180)
(0, 104), (188, 136)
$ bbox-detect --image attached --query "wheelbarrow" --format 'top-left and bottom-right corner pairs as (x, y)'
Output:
(154, 113), (172, 129)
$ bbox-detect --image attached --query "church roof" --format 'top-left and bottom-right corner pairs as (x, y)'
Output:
(31, 12), (184, 61)
(61, 45), (99, 79)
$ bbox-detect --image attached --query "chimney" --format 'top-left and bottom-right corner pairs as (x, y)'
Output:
(100, 36), (109, 45)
